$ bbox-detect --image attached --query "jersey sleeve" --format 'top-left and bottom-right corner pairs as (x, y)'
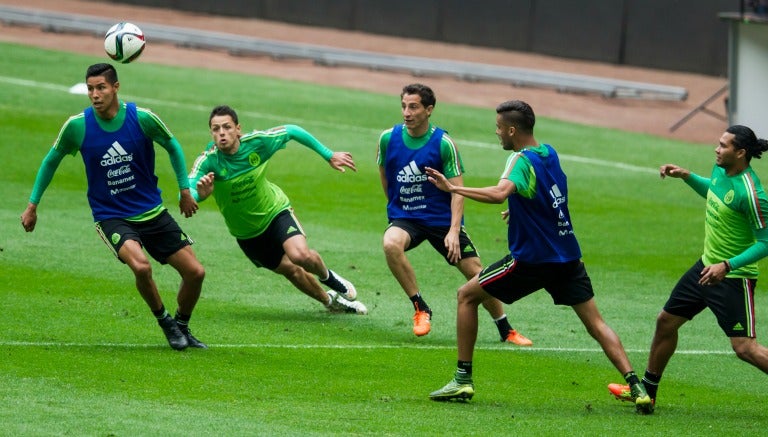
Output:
(283, 124), (333, 160)
(439, 132), (463, 179)
(729, 235), (768, 270)
(729, 178), (768, 269)
(29, 116), (85, 204)
(683, 172), (710, 198)
(137, 108), (189, 190)
(162, 137), (191, 190)
(53, 114), (86, 156)
(187, 148), (214, 202)
(137, 107), (174, 143)
(28, 147), (69, 204)
(504, 152), (535, 198)
(376, 129), (393, 167)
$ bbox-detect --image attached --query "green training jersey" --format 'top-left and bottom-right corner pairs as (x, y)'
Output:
(695, 165), (768, 278)
(188, 124), (333, 239)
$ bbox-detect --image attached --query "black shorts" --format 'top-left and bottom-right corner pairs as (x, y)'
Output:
(478, 254), (594, 306)
(95, 209), (193, 265)
(236, 209), (305, 270)
(664, 258), (757, 337)
(388, 219), (479, 265)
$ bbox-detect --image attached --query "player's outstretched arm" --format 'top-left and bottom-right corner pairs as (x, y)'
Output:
(425, 167), (513, 204)
(22, 147), (69, 232)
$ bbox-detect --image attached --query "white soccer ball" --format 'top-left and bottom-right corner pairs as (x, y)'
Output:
(104, 22), (146, 64)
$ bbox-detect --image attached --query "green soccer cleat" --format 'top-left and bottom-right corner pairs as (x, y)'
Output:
(608, 382), (655, 414)
(429, 379), (475, 402)
(631, 382), (655, 415)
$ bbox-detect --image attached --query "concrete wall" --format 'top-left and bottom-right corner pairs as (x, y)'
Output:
(106, 0), (739, 76)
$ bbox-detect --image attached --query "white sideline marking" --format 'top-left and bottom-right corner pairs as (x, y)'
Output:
(0, 75), (658, 175)
(0, 340), (733, 355)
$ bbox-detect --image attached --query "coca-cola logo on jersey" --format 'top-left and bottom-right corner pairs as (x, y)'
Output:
(107, 164), (132, 178)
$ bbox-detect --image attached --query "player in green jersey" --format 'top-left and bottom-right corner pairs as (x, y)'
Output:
(609, 125), (768, 413)
(188, 105), (367, 315)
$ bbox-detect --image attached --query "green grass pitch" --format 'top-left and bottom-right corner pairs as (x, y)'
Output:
(1, 42), (766, 435)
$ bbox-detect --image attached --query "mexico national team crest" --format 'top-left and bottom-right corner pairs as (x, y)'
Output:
(724, 189), (734, 204)
(248, 152), (261, 167)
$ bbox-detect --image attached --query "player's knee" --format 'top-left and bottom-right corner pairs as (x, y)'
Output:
(280, 263), (304, 282)
(130, 258), (153, 279)
(381, 238), (402, 258)
(289, 248), (317, 268)
(731, 339), (756, 362)
(457, 284), (482, 306)
(185, 263), (205, 284)
(655, 310), (679, 333)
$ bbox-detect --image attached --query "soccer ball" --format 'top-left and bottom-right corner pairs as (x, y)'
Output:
(104, 22), (146, 64)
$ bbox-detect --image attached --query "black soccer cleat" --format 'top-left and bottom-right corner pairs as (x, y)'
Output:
(177, 323), (208, 349)
(158, 315), (189, 350)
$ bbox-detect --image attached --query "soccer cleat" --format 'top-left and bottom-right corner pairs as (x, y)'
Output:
(413, 309), (432, 336)
(503, 329), (533, 346)
(631, 382), (654, 415)
(429, 378), (475, 402)
(608, 383), (655, 414)
(608, 383), (633, 402)
(321, 270), (357, 301)
(157, 315), (188, 350)
(327, 290), (368, 315)
(177, 324), (208, 349)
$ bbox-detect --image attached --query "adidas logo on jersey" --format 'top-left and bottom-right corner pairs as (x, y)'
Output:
(549, 183), (566, 208)
(100, 141), (133, 166)
(397, 160), (428, 183)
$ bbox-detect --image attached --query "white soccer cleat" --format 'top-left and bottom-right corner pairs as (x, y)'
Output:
(327, 290), (367, 315)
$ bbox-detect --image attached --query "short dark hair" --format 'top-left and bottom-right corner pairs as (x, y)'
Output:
(496, 100), (535, 134)
(727, 125), (768, 162)
(401, 83), (436, 108)
(86, 63), (118, 84)
(209, 105), (239, 126)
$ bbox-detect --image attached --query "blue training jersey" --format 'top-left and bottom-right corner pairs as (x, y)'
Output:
(383, 124), (454, 226)
(505, 144), (582, 263)
(81, 103), (163, 221)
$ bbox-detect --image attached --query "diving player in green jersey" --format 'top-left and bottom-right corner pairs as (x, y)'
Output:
(609, 125), (768, 413)
(188, 105), (367, 315)
(20, 63), (206, 351)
